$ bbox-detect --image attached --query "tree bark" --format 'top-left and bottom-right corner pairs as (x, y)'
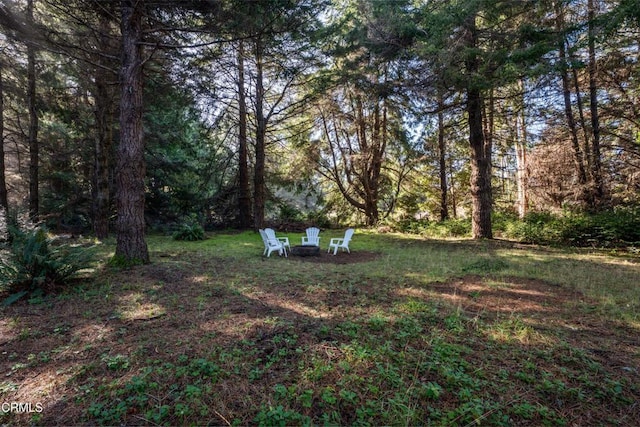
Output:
(465, 14), (492, 239)
(467, 88), (493, 239)
(27, 0), (39, 222)
(449, 160), (457, 218)
(515, 87), (528, 218)
(588, 0), (605, 206)
(253, 38), (266, 230)
(365, 100), (383, 226)
(115, 0), (149, 264)
(237, 40), (252, 229)
(93, 14), (113, 239)
(0, 58), (7, 219)
(437, 93), (448, 221)
(555, 1), (589, 197)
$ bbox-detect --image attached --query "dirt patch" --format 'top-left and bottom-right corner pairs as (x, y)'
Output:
(427, 275), (640, 373)
(428, 275), (579, 317)
(287, 250), (380, 264)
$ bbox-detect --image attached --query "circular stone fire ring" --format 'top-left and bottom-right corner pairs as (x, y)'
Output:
(290, 245), (320, 257)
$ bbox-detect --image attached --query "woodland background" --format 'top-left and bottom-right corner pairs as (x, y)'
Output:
(0, 0), (639, 263)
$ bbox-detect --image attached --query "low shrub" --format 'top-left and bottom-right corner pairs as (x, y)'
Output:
(390, 207), (640, 248)
(387, 217), (471, 238)
(501, 207), (640, 247)
(278, 204), (304, 222)
(0, 225), (95, 305)
(431, 218), (471, 238)
(504, 211), (563, 244)
(306, 210), (331, 229)
(172, 223), (205, 241)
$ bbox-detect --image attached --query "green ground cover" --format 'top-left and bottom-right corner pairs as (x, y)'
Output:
(1, 230), (638, 425)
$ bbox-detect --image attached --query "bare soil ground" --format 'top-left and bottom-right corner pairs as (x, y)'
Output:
(430, 276), (640, 375)
(287, 250), (381, 264)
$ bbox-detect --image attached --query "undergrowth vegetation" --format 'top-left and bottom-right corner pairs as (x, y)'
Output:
(0, 231), (638, 425)
(0, 225), (96, 306)
(172, 223), (206, 241)
(389, 206), (640, 250)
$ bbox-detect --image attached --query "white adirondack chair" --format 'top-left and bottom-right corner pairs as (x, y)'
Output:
(265, 228), (290, 253)
(328, 228), (354, 255)
(259, 228), (270, 256)
(259, 229), (287, 257)
(302, 227), (320, 246)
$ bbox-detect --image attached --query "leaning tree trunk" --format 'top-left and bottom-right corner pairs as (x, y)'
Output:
(27, 0), (39, 222)
(115, 0), (149, 264)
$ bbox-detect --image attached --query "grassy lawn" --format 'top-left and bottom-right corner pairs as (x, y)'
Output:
(1, 230), (639, 425)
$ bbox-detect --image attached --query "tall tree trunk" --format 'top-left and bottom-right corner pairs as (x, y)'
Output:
(468, 89), (492, 239)
(560, 41), (589, 190)
(515, 85), (528, 219)
(366, 100), (382, 226)
(437, 93), (448, 221)
(571, 64), (592, 170)
(237, 40), (252, 229)
(555, 1), (589, 199)
(253, 38), (266, 230)
(588, 0), (604, 206)
(27, 0), (39, 222)
(115, 0), (149, 264)
(0, 59), (8, 214)
(449, 160), (457, 219)
(465, 14), (492, 239)
(93, 14), (113, 239)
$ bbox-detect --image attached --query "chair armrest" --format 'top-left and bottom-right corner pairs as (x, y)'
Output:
(278, 237), (290, 247)
(329, 238), (343, 245)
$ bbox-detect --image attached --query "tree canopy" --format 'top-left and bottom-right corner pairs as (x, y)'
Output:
(0, 0), (638, 261)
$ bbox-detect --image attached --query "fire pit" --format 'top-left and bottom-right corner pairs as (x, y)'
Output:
(290, 245), (320, 257)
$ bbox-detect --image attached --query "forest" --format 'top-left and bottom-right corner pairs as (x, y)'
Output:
(0, 0), (637, 263)
(0, 1), (639, 425)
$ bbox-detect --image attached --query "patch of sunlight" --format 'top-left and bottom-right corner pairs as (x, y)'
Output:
(242, 292), (331, 319)
(117, 292), (166, 321)
(0, 318), (19, 343)
(403, 267), (450, 284)
(396, 287), (430, 299)
(397, 286), (469, 307)
(191, 275), (211, 284)
(9, 366), (76, 402)
(392, 296), (438, 317)
(484, 316), (553, 345)
(501, 247), (639, 267)
(72, 323), (114, 344)
(201, 316), (270, 340)
(484, 279), (515, 289)
(119, 303), (166, 321)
